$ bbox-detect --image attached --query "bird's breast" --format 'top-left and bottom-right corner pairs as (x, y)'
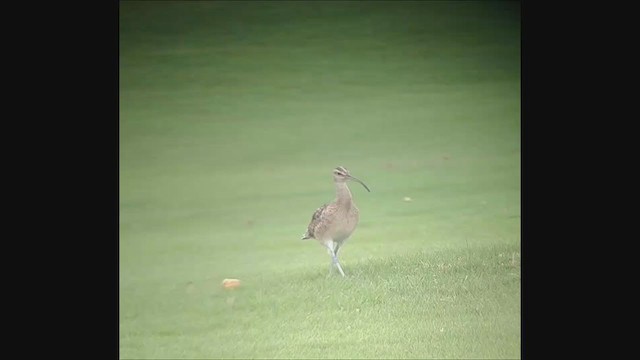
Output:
(337, 205), (359, 234)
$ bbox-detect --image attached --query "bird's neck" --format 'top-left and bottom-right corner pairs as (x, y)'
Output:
(335, 181), (353, 204)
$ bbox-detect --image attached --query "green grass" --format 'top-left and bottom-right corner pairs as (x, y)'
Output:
(120, 1), (520, 358)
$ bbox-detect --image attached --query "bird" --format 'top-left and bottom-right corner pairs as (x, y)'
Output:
(301, 166), (370, 277)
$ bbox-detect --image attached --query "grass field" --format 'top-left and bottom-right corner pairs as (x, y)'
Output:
(119, 1), (521, 358)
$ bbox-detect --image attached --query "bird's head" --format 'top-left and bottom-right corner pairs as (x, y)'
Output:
(332, 166), (370, 192)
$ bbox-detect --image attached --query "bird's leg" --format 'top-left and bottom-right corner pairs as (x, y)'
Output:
(327, 244), (345, 277)
(333, 241), (345, 277)
(325, 241), (345, 277)
(326, 246), (335, 276)
(333, 256), (346, 277)
(334, 241), (343, 256)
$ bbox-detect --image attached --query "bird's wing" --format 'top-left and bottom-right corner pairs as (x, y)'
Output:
(302, 203), (330, 239)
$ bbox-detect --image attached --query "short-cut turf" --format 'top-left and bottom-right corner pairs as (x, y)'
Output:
(120, 1), (521, 358)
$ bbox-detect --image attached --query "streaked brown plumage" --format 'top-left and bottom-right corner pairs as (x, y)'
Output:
(301, 166), (370, 276)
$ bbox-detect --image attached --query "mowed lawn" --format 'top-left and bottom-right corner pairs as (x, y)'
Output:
(119, 1), (521, 359)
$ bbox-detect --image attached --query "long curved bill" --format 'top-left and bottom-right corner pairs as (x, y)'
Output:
(348, 175), (371, 192)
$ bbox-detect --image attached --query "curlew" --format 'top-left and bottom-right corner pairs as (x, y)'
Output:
(301, 166), (370, 276)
